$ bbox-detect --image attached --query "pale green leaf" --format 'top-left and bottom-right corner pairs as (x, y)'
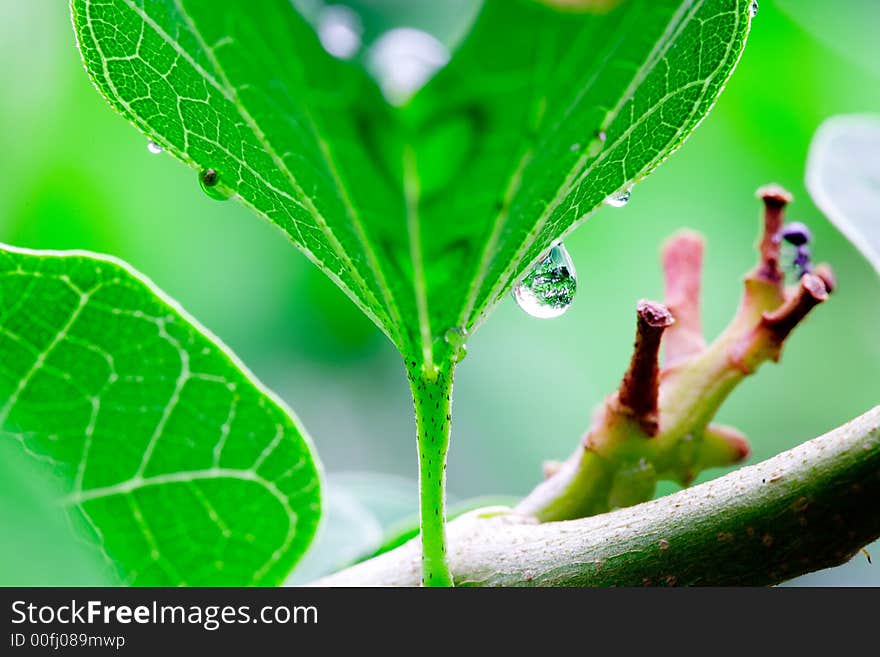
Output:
(285, 473), (396, 584)
(71, 0), (753, 366)
(286, 471), (419, 583)
(0, 244), (321, 585)
(806, 114), (880, 276)
(0, 440), (113, 585)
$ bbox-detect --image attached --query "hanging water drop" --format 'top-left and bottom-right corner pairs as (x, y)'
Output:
(199, 168), (233, 201)
(605, 185), (633, 208)
(444, 327), (468, 363)
(147, 140), (163, 154)
(749, 1), (759, 17)
(513, 243), (577, 319)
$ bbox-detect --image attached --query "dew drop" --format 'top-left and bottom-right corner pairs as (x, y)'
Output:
(147, 140), (163, 154)
(749, 1), (759, 17)
(604, 185), (633, 208)
(199, 168), (233, 201)
(444, 327), (468, 363)
(513, 243), (577, 319)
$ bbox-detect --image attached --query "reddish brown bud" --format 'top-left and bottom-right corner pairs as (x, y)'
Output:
(762, 273), (829, 342)
(617, 301), (674, 435)
(754, 184), (793, 285)
(757, 184), (794, 209)
(813, 263), (836, 294)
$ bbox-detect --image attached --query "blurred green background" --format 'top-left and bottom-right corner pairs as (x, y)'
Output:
(1, 0), (878, 586)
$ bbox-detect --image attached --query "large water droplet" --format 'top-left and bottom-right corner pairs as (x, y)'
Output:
(604, 185), (633, 208)
(147, 140), (163, 154)
(513, 243), (577, 319)
(444, 327), (468, 363)
(199, 169), (233, 201)
(749, 1), (759, 17)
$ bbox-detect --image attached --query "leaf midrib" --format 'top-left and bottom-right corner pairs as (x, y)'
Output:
(403, 144), (434, 367)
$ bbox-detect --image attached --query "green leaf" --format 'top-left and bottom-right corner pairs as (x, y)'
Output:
(0, 244), (321, 585)
(806, 114), (880, 276)
(71, 0), (753, 365)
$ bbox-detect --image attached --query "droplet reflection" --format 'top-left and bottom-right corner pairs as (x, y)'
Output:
(513, 243), (577, 319)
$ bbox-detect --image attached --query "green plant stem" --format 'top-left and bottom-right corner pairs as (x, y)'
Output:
(314, 405), (880, 586)
(408, 361), (455, 586)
